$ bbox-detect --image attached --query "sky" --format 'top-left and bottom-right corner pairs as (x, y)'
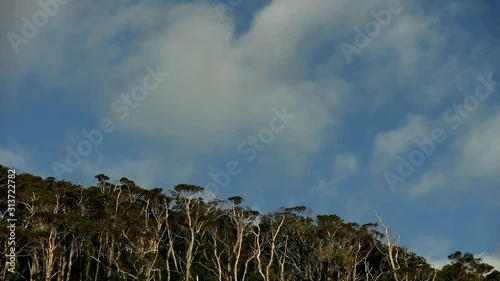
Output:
(1, 0), (500, 269)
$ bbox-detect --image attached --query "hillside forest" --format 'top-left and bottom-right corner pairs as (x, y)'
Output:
(1, 164), (499, 281)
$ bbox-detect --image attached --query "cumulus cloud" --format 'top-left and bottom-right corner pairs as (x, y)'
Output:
(334, 152), (360, 177)
(409, 171), (447, 197)
(478, 252), (500, 271)
(408, 234), (454, 268)
(424, 252), (500, 271)
(457, 111), (500, 179)
(0, 146), (39, 175)
(0, 147), (31, 170)
(5, 0), (482, 185)
(371, 115), (430, 178)
(309, 152), (359, 198)
(98, 0), (392, 179)
(79, 154), (196, 189)
(7, 0), (392, 182)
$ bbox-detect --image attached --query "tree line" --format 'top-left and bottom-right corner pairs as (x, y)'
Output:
(0, 164), (498, 281)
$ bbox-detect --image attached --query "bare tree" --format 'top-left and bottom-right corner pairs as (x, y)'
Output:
(172, 184), (219, 281)
(375, 211), (437, 281)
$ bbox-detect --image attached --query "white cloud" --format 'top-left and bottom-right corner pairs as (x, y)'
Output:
(408, 234), (454, 268)
(5, 0), (498, 196)
(104, 0), (391, 179)
(334, 152), (359, 176)
(457, 111), (500, 179)
(478, 252), (500, 271)
(381, 13), (443, 78)
(357, 1), (495, 110)
(428, 251), (500, 271)
(79, 154), (196, 189)
(0, 146), (34, 174)
(425, 253), (500, 271)
(7, 0), (431, 181)
(409, 171), (447, 197)
(309, 152), (359, 197)
(371, 114), (430, 177)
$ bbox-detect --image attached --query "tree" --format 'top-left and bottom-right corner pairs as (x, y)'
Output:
(1, 166), (498, 281)
(376, 211), (437, 281)
(171, 184), (219, 281)
(437, 251), (495, 281)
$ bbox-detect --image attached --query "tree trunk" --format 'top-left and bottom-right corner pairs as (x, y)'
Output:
(185, 232), (195, 281)
(65, 241), (75, 281)
(44, 227), (57, 281)
(94, 238), (103, 281)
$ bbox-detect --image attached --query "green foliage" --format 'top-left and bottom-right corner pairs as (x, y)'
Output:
(0, 165), (497, 281)
(437, 251), (497, 281)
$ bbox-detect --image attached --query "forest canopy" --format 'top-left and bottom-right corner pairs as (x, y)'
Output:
(0, 164), (498, 281)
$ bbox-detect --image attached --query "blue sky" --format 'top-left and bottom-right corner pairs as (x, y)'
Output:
(1, 0), (500, 268)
